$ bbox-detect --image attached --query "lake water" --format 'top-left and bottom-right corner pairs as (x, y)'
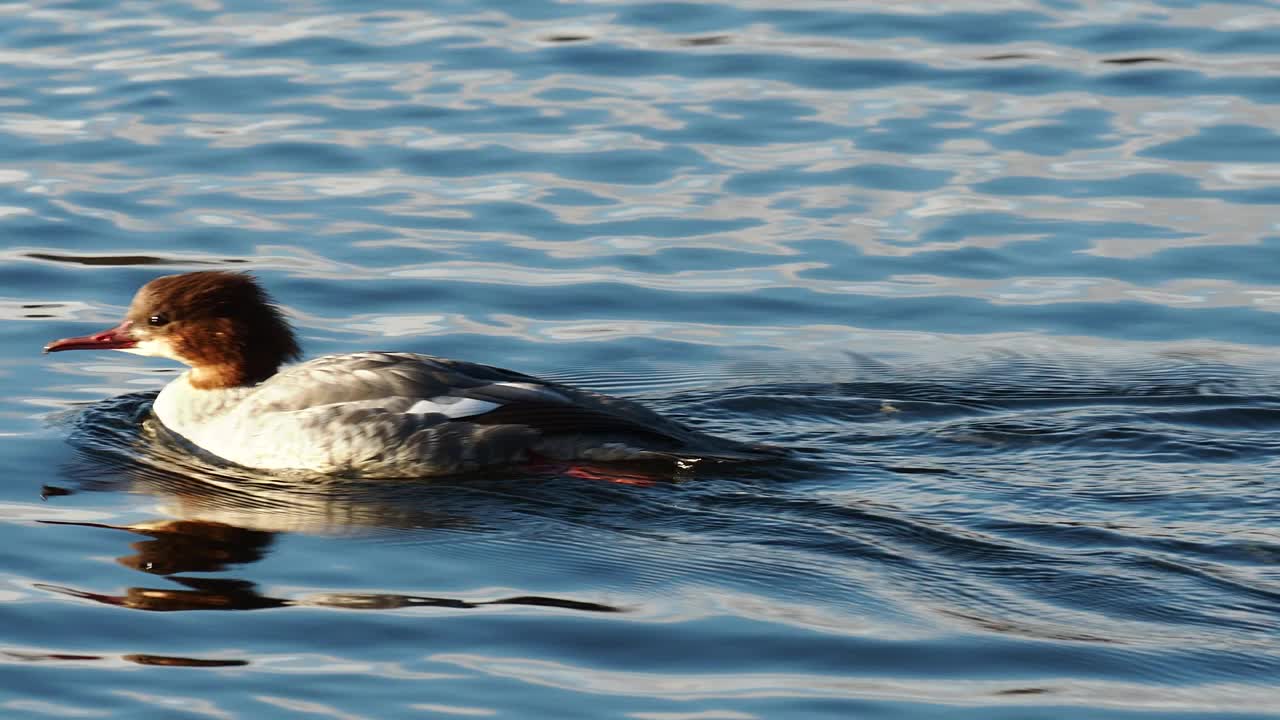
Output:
(2, 1), (1278, 718)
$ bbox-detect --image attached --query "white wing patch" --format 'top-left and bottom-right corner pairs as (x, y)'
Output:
(407, 397), (501, 419)
(492, 381), (571, 403)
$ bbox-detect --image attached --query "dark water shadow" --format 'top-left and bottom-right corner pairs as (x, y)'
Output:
(33, 350), (1280, 667)
(36, 391), (663, 624)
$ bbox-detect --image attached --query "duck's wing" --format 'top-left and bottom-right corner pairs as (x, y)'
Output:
(250, 352), (533, 407)
(241, 351), (778, 468)
(249, 352), (682, 438)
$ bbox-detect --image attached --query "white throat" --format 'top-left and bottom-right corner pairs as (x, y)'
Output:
(152, 372), (256, 439)
(119, 337), (185, 361)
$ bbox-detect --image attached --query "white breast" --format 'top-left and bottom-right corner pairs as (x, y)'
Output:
(149, 369), (515, 476)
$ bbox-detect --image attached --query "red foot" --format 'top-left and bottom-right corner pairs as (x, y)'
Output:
(561, 464), (657, 486)
(526, 454), (659, 486)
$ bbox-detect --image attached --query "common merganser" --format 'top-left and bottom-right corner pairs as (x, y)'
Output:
(44, 271), (778, 478)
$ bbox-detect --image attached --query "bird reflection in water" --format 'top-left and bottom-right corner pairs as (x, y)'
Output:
(35, 393), (624, 620)
(2, 648), (248, 669)
(36, 500), (620, 615)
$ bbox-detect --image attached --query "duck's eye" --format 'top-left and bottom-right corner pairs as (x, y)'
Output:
(148, 314), (169, 327)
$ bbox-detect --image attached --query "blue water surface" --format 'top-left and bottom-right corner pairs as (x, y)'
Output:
(1, 1), (1278, 718)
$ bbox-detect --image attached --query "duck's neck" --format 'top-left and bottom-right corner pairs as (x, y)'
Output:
(188, 360), (279, 390)
(153, 372), (260, 438)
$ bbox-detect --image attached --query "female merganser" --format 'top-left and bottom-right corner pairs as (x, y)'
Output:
(44, 271), (777, 478)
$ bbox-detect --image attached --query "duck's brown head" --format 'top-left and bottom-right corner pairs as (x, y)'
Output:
(44, 271), (301, 389)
